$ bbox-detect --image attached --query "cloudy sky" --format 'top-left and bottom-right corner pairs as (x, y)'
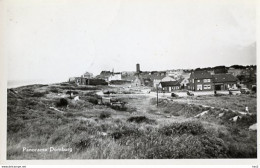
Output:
(4, 0), (256, 83)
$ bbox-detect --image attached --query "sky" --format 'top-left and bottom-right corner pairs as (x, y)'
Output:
(4, 0), (256, 83)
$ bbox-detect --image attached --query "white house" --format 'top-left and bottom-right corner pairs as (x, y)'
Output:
(108, 73), (122, 81)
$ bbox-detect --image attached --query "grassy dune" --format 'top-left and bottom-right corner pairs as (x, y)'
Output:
(7, 84), (257, 159)
(172, 94), (257, 113)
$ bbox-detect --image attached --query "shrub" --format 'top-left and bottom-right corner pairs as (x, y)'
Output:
(236, 114), (256, 128)
(99, 112), (111, 119)
(73, 137), (92, 151)
(111, 129), (139, 140)
(88, 97), (98, 105)
(200, 135), (228, 158)
(222, 112), (237, 121)
(111, 126), (141, 140)
(159, 121), (206, 136)
(110, 104), (127, 111)
(66, 91), (79, 95)
(60, 83), (70, 86)
(127, 116), (156, 124)
(227, 142), (257, 158)
(56, 98), (68, 107)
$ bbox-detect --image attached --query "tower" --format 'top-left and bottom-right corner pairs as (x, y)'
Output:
(136, 63), (140, 73)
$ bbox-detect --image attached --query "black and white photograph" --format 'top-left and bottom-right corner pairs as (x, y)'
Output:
(1, 0), (258, 163)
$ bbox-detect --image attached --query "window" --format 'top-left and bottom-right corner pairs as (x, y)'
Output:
(203, 79), (211, 83)
(204, 85), (211, 89)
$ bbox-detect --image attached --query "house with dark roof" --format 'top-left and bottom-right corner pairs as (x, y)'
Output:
(158, 81), (181, 92)
(188, 71), (213, 91)
(96, 71), (112, 81)
(212, 73), (238, 90)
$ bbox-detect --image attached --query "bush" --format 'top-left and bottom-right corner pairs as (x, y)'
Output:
(111, 127), (141, 140)
(71, 132), (100, 151)
(200, 135), (228, 158)
(99, 112), (111, 119)
(227, 142), (257, 158)
(109, 103), (127, 111)
(127, 116), (156, 124)
(222, 112), (237, 121)
(66, 91), (79, 95)
(74, 138), (92, 151)
(236, 114), (256, 128)
(56, 98), (68, 107)
(159, 121), (206, 136)
(88, 97), (98, 105)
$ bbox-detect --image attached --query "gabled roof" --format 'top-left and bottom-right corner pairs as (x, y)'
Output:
(213, 74), (238, 83)
(160, 81), (180, 87)
(190, 71), (212, 79)
(178, 78), (189, 84)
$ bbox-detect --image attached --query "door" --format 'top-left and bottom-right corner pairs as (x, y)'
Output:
(215, 85), (221, 91)
(197, 84), (202, 91)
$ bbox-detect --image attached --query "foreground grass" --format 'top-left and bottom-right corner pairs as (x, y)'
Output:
(7, 84), (257, 159)
(173, 94), (257, 113)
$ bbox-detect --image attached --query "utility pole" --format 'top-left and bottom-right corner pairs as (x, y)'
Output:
(157, 85), (158, 107)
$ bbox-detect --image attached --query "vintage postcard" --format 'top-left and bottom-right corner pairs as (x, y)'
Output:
(0, 0), (259, 166)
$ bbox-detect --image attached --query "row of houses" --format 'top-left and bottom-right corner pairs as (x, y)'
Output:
(69, 72), (108, 86)
(158, 71), (239, 92)
(68, 64), (255, 90)
(69, 77), (108, 86)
